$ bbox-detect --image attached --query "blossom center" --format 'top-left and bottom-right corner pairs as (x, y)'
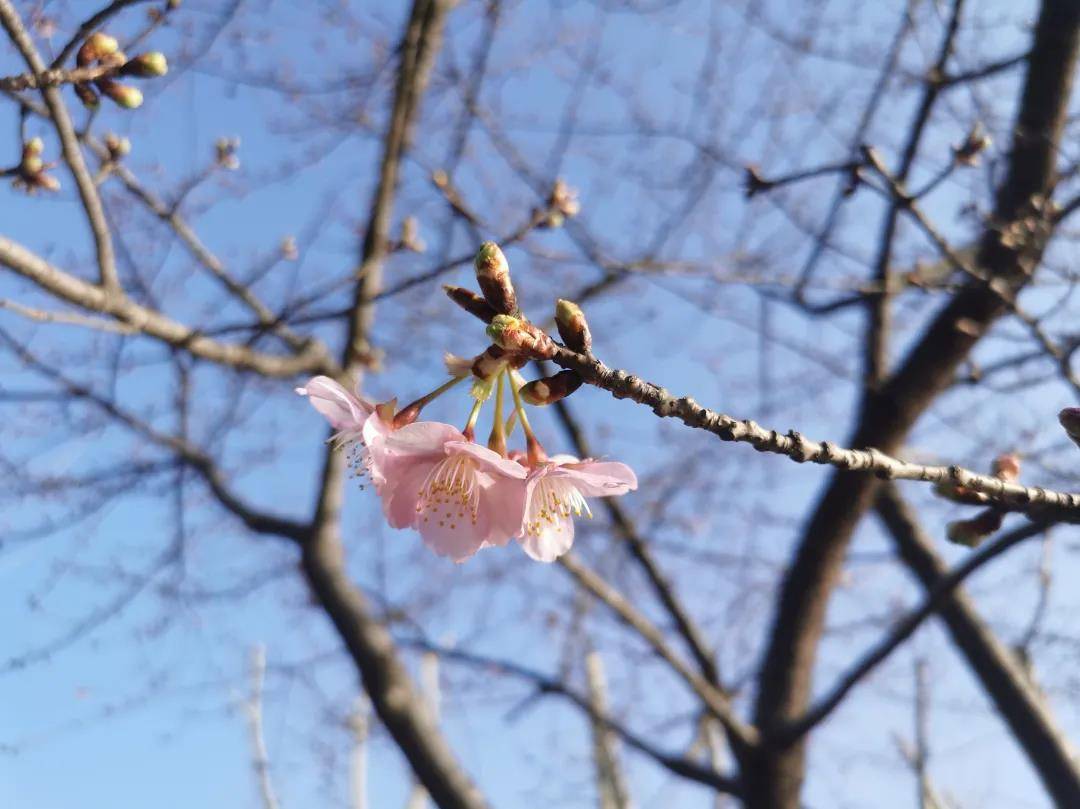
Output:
(416, 454), (480, 529)
(524, 475), (591, 537)
(332, 429), (370, 485)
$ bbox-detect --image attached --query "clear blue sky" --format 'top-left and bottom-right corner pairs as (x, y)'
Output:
(2, 1), (1075, 807)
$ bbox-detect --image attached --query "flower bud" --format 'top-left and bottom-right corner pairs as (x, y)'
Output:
(74, 82), (100, 108)
(215, 137), (241, 170)
(20, 154), (43, 175)
(548, 178), (580, 218)
(946, 509), (1003, 548)
(538, 210), (565, 229)
(953, 122), (991, 167)
(120, 51), (169, 78)
(104, 133), (131, 159)
(77, 32), (119, 67)
(400, 216), (425, 253)
(486, 315), (556, 360)
(469, 345), (506, 380)
(520, 370), (583, 406)
(443, 284), (496, 323)
(991, 453), (1020, 482)
(474, 241), (517, 315)
(1059, 407), (1080, 449)
(97, 80), (143, 109)
(31, 173), (60, 193)
(23, 137), (43, 159)
(555, 298), (591, 353)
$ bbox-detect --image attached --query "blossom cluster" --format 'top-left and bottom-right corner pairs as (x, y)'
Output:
(297, 242), (636, 563)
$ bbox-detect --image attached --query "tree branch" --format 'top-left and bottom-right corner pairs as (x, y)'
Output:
(875, 485), (1080, 806)
(0, 235), (333, 377)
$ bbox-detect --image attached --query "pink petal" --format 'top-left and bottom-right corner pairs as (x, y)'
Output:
(547, 453), (581, 465)
(382, 421), (464, 457)
(296, 376), (373, 429)
(476, 475), (528, 547)
(417, 500), (491, 563)
(380, 459), (433, 530)
(361, 413), (397, 487)
(446, 441), (528, 479)
(517, 511), (575, 562)
(557, 460), (637, 497)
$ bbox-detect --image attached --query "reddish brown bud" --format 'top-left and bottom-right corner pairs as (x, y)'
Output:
(486, 315), (556, 360)
(77, 32), (119, 67)
(1059, 407), (1080, 449)
(953, 122), (991, 167)
(471, 345), (510, 379)
(947, 508), (1004, 548)
(555, 299), (591, 353)
(991, 453), (1021, 482)
(74, 82), (100, 108)
(474, 241), (517, 315)
(520, 370), (583, 406)
(444, 285), (496, 323)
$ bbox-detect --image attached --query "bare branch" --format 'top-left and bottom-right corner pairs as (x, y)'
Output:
(0, 235), (333, 377)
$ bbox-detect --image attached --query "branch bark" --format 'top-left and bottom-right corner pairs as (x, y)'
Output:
(745, 3), (1080, 805)
(875, 486), (1080, 806)
(299, 4), (487, 809)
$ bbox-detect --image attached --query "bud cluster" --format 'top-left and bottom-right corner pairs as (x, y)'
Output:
(439, 240), (599, 412)
(72, 31), (169, 110)
(537, 179), (581, 229)
(941, 452), (1021, 548)
(12, 137), (59, 194)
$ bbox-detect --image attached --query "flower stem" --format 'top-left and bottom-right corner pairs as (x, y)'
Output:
(509, 369), (546, 464)
(394, 375), (465, 427)
(487, 371), (507, 455)
(462, 397), (484, 442)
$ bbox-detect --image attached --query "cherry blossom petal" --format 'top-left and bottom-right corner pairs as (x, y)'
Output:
(382, 421), (464, 457)
(477, 474), (528, 547)
(296, 376), (372, 429)
(517, 509), (575, 562)
(446, 440), (528, 479)
(558, 460), (638, 497)
(381, 460), (433, 530)
(417, 501), (491, 562)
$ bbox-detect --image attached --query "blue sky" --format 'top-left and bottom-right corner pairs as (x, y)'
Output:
(2, 1), (1078, 807)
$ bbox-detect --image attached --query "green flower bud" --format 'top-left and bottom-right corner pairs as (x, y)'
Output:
(555, 298), (592, 353)
(121, 52), (169, 78)
(486, 315), (557, 359)
(474, 241), (517, 315)
(98, 80), (143, 109)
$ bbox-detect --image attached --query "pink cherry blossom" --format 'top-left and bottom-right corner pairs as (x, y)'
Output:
(296, 376), (383, 482)
(517, 455), (637, 562)
(295, 375), (374, 431)
(373, 421), (528, 562)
